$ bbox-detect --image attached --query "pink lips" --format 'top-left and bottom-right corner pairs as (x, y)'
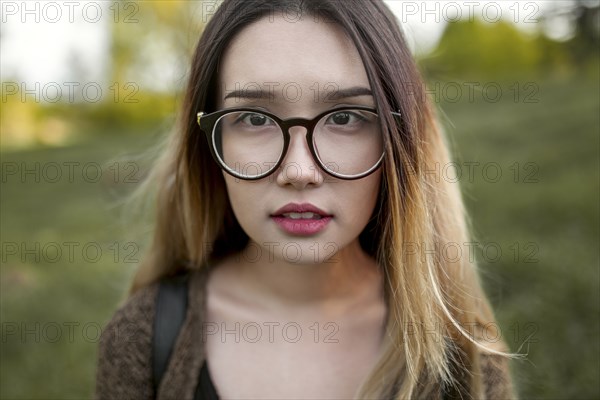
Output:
(270, 202), (333, 236)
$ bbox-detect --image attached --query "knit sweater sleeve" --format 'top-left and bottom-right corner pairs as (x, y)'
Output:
(94, 283), (159, 400)
(480, 353), (517, 399)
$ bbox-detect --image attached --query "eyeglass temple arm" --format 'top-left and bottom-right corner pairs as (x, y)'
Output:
(197, 112), (204, 126)
(391, 111), (403, 128)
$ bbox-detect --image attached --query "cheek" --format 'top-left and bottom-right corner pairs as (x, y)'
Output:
(356, 171), (382, 209)
(223, 174), (264, 227)
(338, 170), (382, 224)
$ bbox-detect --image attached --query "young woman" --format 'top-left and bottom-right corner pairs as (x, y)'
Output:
(95, 0), (516, 399)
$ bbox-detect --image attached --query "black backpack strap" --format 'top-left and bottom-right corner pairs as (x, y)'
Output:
(152, 272), (190, 395)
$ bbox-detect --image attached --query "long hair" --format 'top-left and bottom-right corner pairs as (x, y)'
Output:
(126, 0), (513, 398)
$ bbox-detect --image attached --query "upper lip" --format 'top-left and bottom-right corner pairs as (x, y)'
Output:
(271, 202), (332, 217)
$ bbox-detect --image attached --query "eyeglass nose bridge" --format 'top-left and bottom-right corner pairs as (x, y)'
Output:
(275, 117), (325, 176)
(279, 117), (320, 136)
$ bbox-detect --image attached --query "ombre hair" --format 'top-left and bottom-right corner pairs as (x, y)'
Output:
(126, 0), (515, 398)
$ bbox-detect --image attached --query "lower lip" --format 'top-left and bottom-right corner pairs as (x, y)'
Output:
(271, 216), (332, 235)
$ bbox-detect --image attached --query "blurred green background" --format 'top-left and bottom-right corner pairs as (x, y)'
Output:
(1, 1), (598, 399)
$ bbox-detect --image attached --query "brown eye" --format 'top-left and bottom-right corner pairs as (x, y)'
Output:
(248, 114), (267, 126)
(325, 111), (366, 127)
(235, 112), (271, 127)
(331, 112), (350, 125)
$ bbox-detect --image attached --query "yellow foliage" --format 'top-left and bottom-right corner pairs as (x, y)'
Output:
(0, 96), (74, 150)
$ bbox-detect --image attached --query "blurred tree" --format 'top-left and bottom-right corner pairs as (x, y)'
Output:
(419, 1), (599, 80)
(93, 1), (208, 131)
(109, 0), (204, 91)
(419, 19), (541, 80)
(536, 0), (599, 75)
(565, 0), (599, 66)
(573, 0), (600, 45)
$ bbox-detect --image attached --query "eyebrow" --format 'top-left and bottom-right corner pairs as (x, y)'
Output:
(326, 86), (373, 100)
(223, 86), (373, 101)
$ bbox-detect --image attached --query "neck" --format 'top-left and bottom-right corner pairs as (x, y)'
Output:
(224, 238), (383, 313)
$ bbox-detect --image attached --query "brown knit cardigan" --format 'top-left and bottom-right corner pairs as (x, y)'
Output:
(94, 266), (516, 399)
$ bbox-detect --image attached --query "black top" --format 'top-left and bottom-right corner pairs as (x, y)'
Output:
(196, 360), (220, 400)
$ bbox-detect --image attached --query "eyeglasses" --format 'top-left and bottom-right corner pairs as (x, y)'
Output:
(197, 105), (401, 180)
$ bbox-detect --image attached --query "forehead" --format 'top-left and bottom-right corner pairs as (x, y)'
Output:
(217, 16), (371, 109)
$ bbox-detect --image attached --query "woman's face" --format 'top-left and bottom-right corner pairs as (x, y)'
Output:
(217, 15), (382, 264)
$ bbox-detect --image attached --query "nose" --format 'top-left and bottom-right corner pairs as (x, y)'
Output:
(275, 125), (325, 188)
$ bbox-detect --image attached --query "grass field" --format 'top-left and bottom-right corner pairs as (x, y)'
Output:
(441, 74), (599, 398)
(1, 75), (598, 399)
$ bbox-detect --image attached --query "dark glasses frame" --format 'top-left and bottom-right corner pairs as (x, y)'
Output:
(197, 105), (401, 181)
